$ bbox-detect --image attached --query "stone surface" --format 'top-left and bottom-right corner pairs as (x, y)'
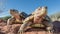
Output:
(0, 21), (60, 34)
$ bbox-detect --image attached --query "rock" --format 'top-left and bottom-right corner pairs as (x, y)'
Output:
(53, 21), (60, 32)
(0, 24), (21, 34)
(0, 22), (6, 26)
(8, 24), (21, 34)
(0, 23), (54, 34)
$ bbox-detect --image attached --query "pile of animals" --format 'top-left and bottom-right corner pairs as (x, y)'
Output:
(0, 6), (59, 34)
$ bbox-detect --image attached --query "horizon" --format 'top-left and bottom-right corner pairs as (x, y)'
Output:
(0, 0), (60, 17)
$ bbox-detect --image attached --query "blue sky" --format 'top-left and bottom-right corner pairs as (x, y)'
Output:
(0, 0), (60, 17)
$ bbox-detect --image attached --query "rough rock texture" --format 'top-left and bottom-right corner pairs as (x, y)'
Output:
(7, 24), (21, 34)
(0, 23), (55, 34)
(0, 21), (60, 34)
(0, 23), (52, 34)
(0, 24), (21, 34)
(53, 21), (60, 33)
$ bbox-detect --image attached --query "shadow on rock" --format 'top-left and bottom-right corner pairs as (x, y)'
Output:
(53, 21), (60, 33)
(0, 32), (6, 34)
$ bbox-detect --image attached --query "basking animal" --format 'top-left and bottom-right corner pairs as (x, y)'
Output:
(7, 9), (28, 25)
(18, 6), (53, 34)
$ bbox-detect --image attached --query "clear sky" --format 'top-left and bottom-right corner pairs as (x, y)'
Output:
(0, 0), (60, 17)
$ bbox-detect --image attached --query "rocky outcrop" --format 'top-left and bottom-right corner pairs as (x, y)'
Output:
(53, 21), (60, 32)
(0, 24), (21, 34)
(0, 23), (50, 34)
(0, 21), (60, 34)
